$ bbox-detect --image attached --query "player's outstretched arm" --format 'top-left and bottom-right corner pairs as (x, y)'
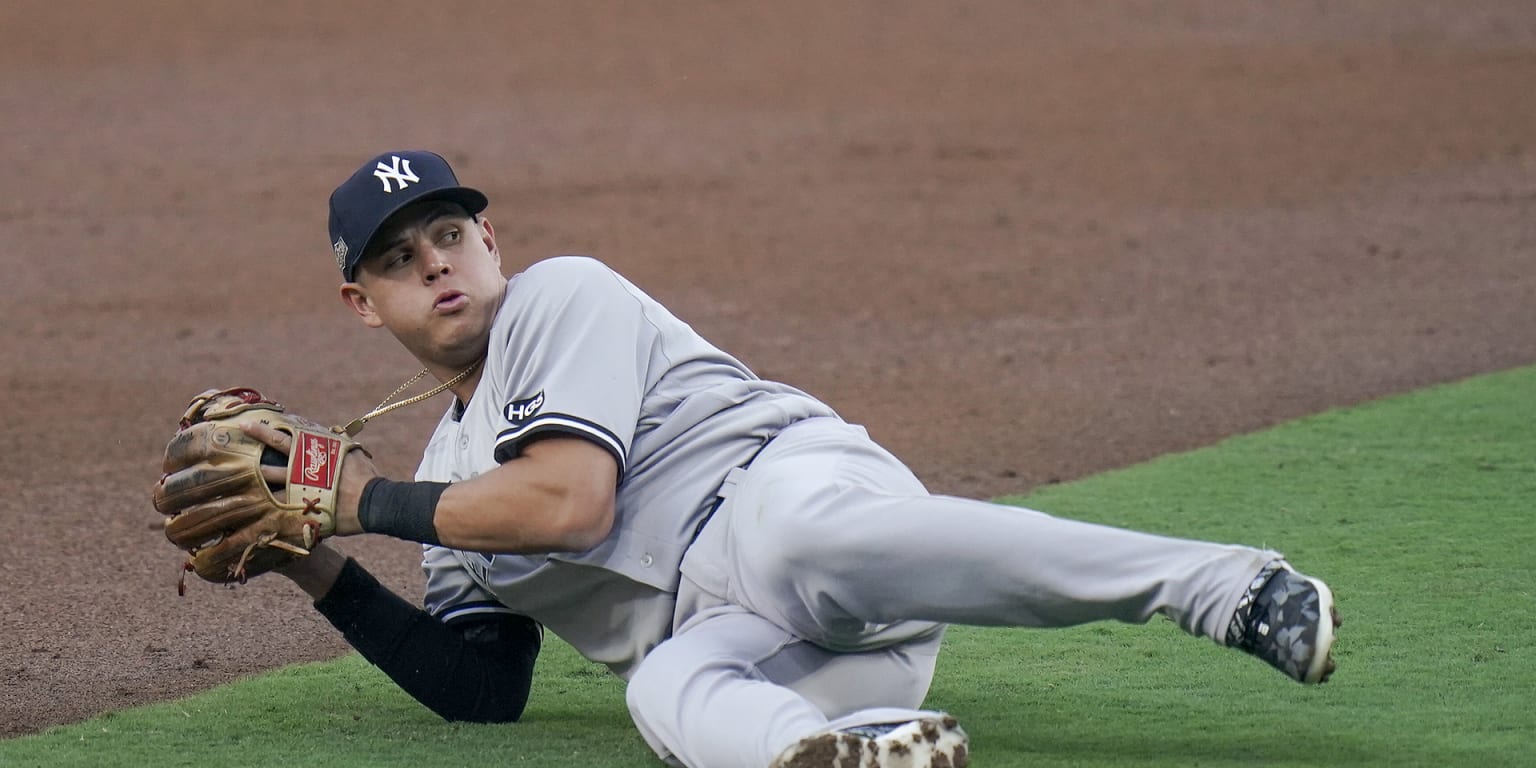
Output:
(278, 543), (541, 723)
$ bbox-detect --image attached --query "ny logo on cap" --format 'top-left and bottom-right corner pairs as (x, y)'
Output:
(373, 155), (421, 193)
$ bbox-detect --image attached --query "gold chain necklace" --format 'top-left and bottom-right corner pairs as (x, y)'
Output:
(334, 358), (483, 437)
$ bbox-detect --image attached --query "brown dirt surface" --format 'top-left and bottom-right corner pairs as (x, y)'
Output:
(3, 0), (1535, 738)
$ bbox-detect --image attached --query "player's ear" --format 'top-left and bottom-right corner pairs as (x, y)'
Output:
(477, 215), (501, 266)
(340, 283), (385, 328)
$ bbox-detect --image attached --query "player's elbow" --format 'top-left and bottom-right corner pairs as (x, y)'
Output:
(519, 435), (618, 552)
(436, 696), (528, 724)
(553, 491), (615, 552)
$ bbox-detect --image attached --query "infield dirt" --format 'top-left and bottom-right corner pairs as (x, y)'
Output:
(3, 0), (1534, 736)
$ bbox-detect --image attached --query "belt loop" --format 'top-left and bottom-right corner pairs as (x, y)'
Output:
(690, 434), (776, 544)
(719, 466), (748, 498)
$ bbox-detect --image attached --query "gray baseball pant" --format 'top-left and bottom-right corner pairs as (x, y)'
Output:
(626, 417), (1279, 767)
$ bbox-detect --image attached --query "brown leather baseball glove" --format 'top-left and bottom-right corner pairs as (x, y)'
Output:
(153, 387), (370, 593)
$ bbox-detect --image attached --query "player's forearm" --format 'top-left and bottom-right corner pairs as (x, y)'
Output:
(276, 541), (348, 599)
(434, 467), (615, 553)
(311, 556), (540, 723)
(348, 436), (618, 554)
(346, 473), (610, 553)
(438, 434), (620, 552)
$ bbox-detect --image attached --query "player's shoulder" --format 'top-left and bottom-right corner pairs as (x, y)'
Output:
(517, 255), (620, 288)
(506, 256), (636, 313)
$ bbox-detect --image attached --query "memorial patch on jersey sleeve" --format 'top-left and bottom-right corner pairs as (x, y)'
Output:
(504, 390), (546, 427)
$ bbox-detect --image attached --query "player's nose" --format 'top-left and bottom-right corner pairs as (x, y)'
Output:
(421, 250), (452, 282)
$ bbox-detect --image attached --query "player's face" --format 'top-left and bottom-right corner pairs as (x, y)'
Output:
(342, 201), (507, 367)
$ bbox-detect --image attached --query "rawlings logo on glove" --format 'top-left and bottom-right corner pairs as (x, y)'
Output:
(153, 387), (370, 594)
(294, 432), (340, 487)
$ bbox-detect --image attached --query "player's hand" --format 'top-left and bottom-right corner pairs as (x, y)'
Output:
(240, 419), (379, 537)
(154, 387), (372, 590)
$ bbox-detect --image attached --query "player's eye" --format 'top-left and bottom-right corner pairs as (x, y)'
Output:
(439, 229), (461, 246)
(386, 250), (412, 269)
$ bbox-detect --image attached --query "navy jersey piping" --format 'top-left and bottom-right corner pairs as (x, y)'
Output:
(494, 412), (627, 471)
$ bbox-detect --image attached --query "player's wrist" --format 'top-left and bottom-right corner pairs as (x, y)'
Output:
(357, 477), (449, 545)
(335, 451), (380, 536)
(276, 541), (347, 600)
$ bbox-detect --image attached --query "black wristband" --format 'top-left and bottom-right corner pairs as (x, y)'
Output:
(358, 477), (448, 546)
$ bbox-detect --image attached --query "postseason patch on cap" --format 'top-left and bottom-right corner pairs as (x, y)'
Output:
(332, 236), (349, 271)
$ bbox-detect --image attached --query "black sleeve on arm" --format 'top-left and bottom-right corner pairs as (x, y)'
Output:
(312, 557), (541, 723)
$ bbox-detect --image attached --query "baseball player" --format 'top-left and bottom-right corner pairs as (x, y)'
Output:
(160, 150), (1340, 768)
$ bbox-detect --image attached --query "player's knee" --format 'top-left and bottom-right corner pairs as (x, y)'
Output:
(624, 648), (673, 716)
(627, 645), (781, 768)
(627, 640), (748, 716)
(627, 644), (761, 763)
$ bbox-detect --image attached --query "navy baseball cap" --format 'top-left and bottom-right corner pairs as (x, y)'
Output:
(327, 150), (488, 281)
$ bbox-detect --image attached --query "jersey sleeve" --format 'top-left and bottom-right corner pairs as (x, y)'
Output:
(421, 545), (521, 624)
(490, 257), (657, 472)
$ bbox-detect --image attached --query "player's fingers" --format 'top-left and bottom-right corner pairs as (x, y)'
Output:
(260, 464), (287, 486)
(241, 420), (293, 453)
(243, 421), (298, 482)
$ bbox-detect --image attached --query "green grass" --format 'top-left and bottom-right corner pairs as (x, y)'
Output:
(7, 366), (1535, 767)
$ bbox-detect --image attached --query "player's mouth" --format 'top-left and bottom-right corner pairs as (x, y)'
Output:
(433, 291), (468, 314)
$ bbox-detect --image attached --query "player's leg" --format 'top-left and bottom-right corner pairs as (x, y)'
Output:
(698, 417), (1337, 681)
(625, 601), (947, 768)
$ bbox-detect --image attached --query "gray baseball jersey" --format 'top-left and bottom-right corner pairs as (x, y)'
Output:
(417, 255), (836, 678)
(409, 256), (1288, 768)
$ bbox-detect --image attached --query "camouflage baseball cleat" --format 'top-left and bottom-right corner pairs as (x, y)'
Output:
(1228, 561), (1341, 684)
(769, 715), (970, 768)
